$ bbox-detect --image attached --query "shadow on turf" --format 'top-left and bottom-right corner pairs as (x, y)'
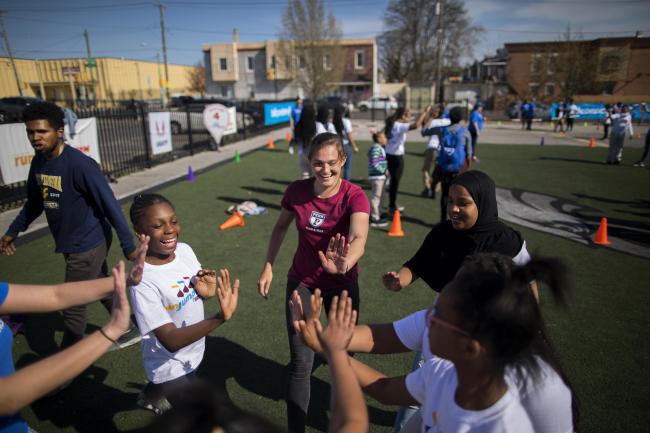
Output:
(574, 193), (650, 209)
(262, 177), (291, 186)
(199, 337), (395, 432)
(242, 186), (285, 196)
(538, 156), (606, 165)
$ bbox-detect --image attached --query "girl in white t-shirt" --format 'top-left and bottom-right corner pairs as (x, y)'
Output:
(316, 105), (336, 136)
(384, 106), (429, 215)
(129, 193), (239, 414)
(333, 106), (359, 181)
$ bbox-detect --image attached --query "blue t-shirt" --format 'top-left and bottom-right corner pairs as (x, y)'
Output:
(442, 109), (450, 119)
(469, 110), (484, 132)
(291, 106), (303, 125)
(0, 282), (29, 433)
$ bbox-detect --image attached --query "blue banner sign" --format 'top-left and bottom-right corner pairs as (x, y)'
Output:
(264, 101), (296, 126)
(550, 103), (647, 121)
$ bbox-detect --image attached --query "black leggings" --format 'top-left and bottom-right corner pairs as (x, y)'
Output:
(284, 281), (360, 433)
(386, 154), (404, 210)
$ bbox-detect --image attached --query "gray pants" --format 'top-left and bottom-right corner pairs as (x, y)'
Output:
(61, 240), (112, 348)
(607, 133), (625, 163)
(369, 178), (387, 221)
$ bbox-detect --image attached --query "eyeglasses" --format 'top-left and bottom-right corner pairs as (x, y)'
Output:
(426, 306), (472, 338)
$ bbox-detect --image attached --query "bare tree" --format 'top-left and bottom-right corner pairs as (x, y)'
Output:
(556, 28), (601, 99)
(379, 0), (483, 83)
(187, 61), (206, 96)
(279, 0), (343, 100)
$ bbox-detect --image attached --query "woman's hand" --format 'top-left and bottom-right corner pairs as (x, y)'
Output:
(126, 234), (149, 287)
(102, 261), (131, 341)
(289, 288), (324, 354)
(382, 271), (403, 292)
(258, 263), (273, 299)
(216, 269), (239, 321)
(194, 269), (218, 298)
(317, 291), (357, 356)
(319, 234), (351, 275)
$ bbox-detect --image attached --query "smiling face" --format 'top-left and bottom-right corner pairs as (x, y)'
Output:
(25, 119), (64, 158)
(135, 202), (180, 262)
(310, 144), (345, 190)
(447, 185), (479, 231)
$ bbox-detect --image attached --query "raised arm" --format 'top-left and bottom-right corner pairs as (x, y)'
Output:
(409, 106), (430, 130)
(382, 266), (416, 292)
(258, 208), (295, 298)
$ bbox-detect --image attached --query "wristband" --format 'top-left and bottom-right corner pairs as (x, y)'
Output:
(100, 328), (118, 345)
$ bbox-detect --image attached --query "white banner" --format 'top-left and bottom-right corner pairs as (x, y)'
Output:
(203, 104), (237, 144)
(149, 112), (173, 155)
(0, 118), (100, 185)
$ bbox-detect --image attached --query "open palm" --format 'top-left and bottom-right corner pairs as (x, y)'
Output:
(318, 234), (351, 275)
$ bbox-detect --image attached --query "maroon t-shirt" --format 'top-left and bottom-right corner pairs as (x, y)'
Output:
(281, 178), (370, 290)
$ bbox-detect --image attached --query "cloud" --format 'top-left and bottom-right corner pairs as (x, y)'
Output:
(340, 16), (384, 37)
(514, 0), (650, 26)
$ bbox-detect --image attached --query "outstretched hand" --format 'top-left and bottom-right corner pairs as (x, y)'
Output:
(103, 261), (132, 341)
(0, 234), (16, 256)
(317, 290), (357, 356)
(382, 271), (403, 292)
(126, 234), (149, 287)
(194, 269), (218, 299)
(216, 269), (239, 321)
(318, 234), (351, 275)
(290, 288), (324, 354)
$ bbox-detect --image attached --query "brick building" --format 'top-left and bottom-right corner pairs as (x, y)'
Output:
(505, 36), (650, 102)
(202, 34), (377, 101)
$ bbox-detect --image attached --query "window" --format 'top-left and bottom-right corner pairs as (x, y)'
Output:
(528, 83), (540, 96)
(547, 54), (558, 75)
(219, 57), (228, 71)
(355, 50), (365, 69)
(220, 85), (229, 97)
(600, 54), (622, 75)
(271, 55), (277, 69)
(530, 54), (542, 74)
(298, 55), (306, 69)
(323, 54), (331, 70)
(544, 83), (554, 96)
(284, 56), (290, 70)
(246, 56), (254, 72)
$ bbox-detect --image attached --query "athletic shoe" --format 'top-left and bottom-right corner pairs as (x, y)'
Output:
(633, 162), (645, 167)
(107, 327), (142, 352)
(472, 156), (481, 163)
(420, 189), (431, 197)
(389, 206), (405, 215)
(370, 218), (389, 228)
(137, 391), (172, 415)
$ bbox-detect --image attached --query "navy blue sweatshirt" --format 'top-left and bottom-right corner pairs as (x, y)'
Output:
(6, 146), (135, 256)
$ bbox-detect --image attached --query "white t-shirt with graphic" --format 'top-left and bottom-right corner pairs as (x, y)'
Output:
(406, 357), (534, 433)
(394, 308), (573, 433)
(131, 242), (205, 384)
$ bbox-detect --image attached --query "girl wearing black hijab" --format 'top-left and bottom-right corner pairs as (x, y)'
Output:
(383, 170), (537, 299)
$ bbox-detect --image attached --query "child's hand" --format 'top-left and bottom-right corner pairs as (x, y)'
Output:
(127, 234), (149, 287)
(216, 269), (239, 321)
(103, 261), (132, 341)
(382, 271), (403, 292)
(290, 288), (324, 353)
(318, 234), (351, 275)
(317, 290), (357, 356)
(194, 269), (218, 298)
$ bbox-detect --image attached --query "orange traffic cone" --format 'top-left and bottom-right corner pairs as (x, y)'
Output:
(592, 217), (610, 245)
(285, 131), (292, 142)
(388, 210), (405, 237)
(220, 211), (245, 230)
(268, 137), (275, 150)
(589, 137), (596, 148)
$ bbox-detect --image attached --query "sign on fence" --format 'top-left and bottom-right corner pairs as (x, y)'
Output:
(550, 103), (649, 121)
(203, 104), (236, 144)
(264, 101), (295, 126)
(0, 118), (100, 185)
(148, 112), (173, 155)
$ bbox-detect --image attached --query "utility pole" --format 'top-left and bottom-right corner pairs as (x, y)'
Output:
(157, 4), (170, 105)
(0, 11), (23, 96)
(434, 1), (444, 103)
(156, 52), (163, 104)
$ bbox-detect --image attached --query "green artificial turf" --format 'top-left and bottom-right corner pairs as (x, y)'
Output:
(2, 139), (649, 432)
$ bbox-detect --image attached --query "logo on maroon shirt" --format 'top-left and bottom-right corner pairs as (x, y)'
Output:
(309, 211), (326, 228)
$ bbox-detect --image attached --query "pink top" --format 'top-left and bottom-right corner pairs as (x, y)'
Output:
(281, 178), (370, 290)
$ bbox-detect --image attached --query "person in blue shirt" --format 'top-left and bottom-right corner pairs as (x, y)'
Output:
(525, 98), (536, 131)
(468, 103), (484, 161)
(0, 102), (139, 351)
(520, 99), (529, 130)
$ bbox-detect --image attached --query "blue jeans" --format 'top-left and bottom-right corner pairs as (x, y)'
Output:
(343, 143), (353, 180)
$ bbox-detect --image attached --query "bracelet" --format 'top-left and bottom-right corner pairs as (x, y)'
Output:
(99, 328), (118, 345)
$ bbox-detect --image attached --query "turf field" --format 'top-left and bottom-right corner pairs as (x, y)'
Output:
(3, 139), (649, 432)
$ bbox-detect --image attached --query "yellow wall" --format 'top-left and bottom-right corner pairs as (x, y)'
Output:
(0, 57), (198, 102)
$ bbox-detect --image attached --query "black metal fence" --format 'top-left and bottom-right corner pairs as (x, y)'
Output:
(0, 100), (285, 211)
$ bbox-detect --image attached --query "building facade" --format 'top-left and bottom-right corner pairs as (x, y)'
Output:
(202, 36), (378, 102)
(505, 36), (650, 102)
(0, 57), (198, 104)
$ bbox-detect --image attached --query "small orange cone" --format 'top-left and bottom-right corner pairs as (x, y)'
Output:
(592, 216), (610, 245)
(589, 137), (596, 148)
(286, 131), (292, 142)
(220, 211), (245, 230)
(267, 137), (275, 150)
(388, 210), (405, 237)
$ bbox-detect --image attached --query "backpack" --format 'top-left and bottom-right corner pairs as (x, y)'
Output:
(436, 126), (466, 173)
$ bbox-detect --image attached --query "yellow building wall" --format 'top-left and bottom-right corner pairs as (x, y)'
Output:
(0, 57), (198, 102)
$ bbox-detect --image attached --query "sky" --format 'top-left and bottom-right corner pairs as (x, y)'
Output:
(0, 0), (648, 67)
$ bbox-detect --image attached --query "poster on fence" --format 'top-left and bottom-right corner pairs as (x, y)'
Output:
(0, 118), (100, 185)
(148, 112), (173, 155)
(203, 104), (236, 144)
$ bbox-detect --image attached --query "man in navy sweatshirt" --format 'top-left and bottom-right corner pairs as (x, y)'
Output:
(1, 102), (138, 350)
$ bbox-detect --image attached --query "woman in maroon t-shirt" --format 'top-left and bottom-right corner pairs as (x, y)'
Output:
(258, 132), (370, 433)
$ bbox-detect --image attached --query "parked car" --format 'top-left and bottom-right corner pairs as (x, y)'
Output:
(170, 95), (195, 108)
(505, 102), (551, 120)
(0, 96), (43, 123)
(317, 96), (346, 111)
(357, 96), (398, 112)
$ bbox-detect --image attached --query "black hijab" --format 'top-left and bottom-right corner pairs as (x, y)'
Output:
(403, 170), (524, 292)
